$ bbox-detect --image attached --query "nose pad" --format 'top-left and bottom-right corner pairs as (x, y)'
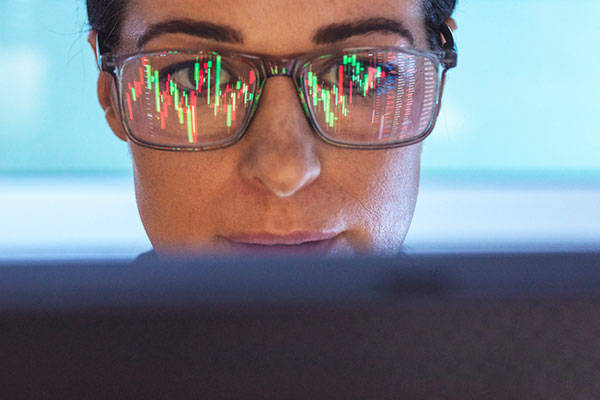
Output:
(238, 74), (322, 198)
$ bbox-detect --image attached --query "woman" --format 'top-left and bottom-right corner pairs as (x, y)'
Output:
(87, 0), (457, 257)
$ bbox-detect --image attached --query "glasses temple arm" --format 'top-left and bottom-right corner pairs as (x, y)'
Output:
(438, 24), (458, 69)
(95, 31), (118, 74)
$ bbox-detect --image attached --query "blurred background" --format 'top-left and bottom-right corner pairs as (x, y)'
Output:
(1, 0), (599, 259)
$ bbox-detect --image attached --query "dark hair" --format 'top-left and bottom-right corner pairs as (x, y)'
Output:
(87, 0), (456, 52)
(87, 0), (127, 52)
(423, 0), (457, 49)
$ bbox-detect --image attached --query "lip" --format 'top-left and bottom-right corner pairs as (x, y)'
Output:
(222, 231), (343, 255)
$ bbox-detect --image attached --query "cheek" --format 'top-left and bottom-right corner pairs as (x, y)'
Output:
(332, 143), (422, 252)
(130, 144), (237, 249)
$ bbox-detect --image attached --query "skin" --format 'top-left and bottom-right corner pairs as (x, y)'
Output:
(90, 0), (450, 257)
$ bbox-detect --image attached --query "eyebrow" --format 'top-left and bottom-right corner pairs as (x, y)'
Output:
(137, 19), (244, 49)
(312, 17), (415, 46)
(136, 17), (415, 50)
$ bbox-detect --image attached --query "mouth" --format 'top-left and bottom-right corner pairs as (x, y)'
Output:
(222, 231), (342, 255)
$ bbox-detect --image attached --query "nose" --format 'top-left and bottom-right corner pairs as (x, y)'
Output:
(238, 76), (321, 198)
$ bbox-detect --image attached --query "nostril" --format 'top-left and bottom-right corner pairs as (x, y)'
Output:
(239, 138), (322, 198)
(264, 161), (321, 197)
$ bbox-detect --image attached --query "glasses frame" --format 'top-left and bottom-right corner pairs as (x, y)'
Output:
(98, 25), (457, 151)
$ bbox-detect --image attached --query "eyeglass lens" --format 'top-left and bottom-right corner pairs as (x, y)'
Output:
(119, 50), (439, 149)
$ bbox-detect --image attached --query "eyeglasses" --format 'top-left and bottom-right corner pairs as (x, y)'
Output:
(98, 25), (457, 151)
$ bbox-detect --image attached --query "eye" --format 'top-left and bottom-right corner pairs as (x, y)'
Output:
(316, 56), (402, 98)
(159, 60), (235, 92)
(319, 58), (367, 86)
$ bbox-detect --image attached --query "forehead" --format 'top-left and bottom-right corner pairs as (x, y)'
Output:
(121, 0), (426, 54)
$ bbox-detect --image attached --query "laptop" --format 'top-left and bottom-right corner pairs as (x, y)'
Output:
(1, 251), (599, 399)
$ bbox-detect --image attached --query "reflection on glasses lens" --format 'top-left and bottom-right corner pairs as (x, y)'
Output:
(305, 50), (438, 146)
(120, 51), (258, 149)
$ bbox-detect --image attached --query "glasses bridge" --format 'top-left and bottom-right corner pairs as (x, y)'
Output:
(264, 59), (297, 77)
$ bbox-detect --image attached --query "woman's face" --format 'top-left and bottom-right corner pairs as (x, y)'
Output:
(94, 0), (430, 256)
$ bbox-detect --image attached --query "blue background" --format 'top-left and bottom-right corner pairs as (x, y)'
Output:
(0, 0), (598, 178)
(0, 0), (598, 258)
